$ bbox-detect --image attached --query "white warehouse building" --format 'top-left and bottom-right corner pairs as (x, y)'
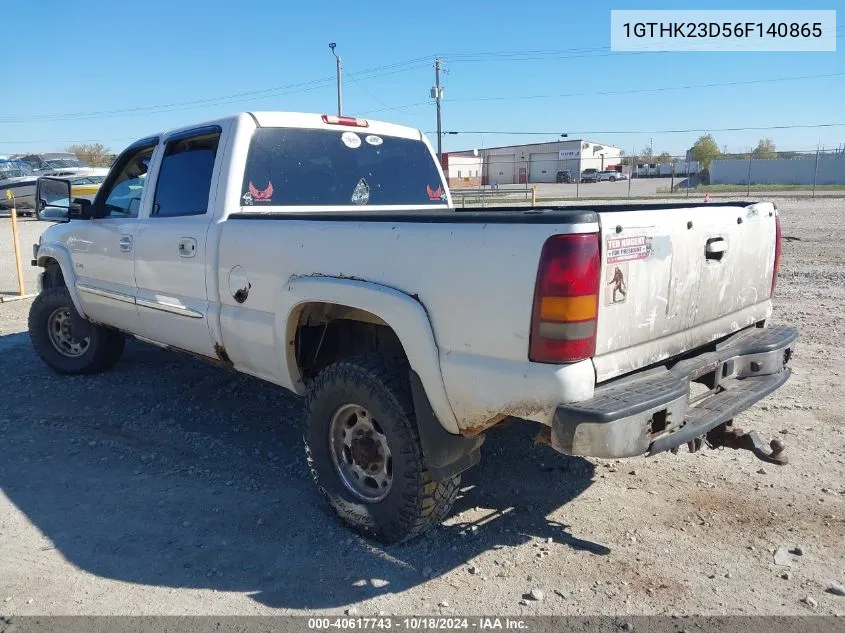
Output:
(465, 139), (624, 185)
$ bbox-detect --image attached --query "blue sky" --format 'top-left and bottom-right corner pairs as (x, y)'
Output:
(3, 0), (842, 158)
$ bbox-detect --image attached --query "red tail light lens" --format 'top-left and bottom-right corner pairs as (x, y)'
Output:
(771, 214), (782, 296)
(321, 114), (369, 127)
(529, 233), (600, 363)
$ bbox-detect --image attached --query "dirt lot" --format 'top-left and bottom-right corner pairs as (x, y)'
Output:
(0, 199), (843, 616)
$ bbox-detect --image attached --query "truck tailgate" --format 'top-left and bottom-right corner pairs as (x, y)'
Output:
(593, 202), (777, 382)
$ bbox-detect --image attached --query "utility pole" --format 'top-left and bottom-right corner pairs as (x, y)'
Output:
(433, 57), (444, 163)
(329, 42), (342, 115)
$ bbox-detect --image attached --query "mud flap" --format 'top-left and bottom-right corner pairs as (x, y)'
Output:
(68, 301), (92, 340)
(409, 369), (483, 481)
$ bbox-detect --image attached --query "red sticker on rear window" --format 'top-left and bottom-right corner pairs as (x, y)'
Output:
(246, 180), (274, 204)
(426, 184), (443, 201)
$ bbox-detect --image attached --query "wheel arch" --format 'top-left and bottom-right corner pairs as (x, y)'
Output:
(278, 275), (460, 434)
(36, 244), (86, 317)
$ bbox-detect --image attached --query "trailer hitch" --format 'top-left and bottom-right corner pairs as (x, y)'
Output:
(705, 422), (788, 465)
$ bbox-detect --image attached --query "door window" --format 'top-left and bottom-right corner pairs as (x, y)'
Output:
(152, 130), (220, 218)
(99, 146), (154, 218)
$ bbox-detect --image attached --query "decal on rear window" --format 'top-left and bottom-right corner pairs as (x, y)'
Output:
(365, 135), (383, 146)
(351, 178), (370, 205)
(246, 180), (274, 204)
(341, 132), (362, 149)
(426, 184), (444, 201)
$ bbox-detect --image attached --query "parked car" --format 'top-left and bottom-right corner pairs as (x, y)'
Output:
(15, 153), (109, 178)
(69, 174), (106, 200)
(0, 159), (37, 214)
(597, 170), (622, 182)
(30, 111), (796, 544)
(580, 168), (598, 183)
(555, 169), (573, 183)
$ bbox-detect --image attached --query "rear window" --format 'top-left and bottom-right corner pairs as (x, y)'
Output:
(241, 127), (446, 207)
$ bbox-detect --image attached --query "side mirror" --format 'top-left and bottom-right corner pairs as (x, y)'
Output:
(35, 177), (72, 222)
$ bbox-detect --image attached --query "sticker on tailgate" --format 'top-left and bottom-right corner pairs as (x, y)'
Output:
(606, 235), (653, 263)
(606, 263), (629, 305)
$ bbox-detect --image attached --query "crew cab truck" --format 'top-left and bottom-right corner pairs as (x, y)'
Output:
(30, 112), (796, 543)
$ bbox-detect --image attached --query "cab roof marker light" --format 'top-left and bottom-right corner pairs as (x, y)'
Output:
(321, 115), (369, 128)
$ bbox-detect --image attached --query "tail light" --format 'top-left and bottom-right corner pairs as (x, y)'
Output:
(321, 114), (369, 127)
(529, 233), (600, 363)
(771, 213), (782, 296)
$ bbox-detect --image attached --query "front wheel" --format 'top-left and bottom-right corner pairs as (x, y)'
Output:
(304, 354), (460, 544)
(28, 287), (125, 374)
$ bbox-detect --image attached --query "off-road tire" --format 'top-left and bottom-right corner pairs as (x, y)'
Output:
(29, 287), (125, 374)
(304, 354), (460, 544)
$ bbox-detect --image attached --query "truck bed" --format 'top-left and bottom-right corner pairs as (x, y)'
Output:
(218, 199), (777, 432)
(228, 201), (756, 224)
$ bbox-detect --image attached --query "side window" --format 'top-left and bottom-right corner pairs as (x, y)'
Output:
(101, 146), (154, 218)
(152, 131), (220, 218)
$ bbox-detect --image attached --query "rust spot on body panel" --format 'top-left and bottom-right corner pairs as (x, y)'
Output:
(214, 343), (233, 365)
(458, 398), (557, 436)
(459, 414), (509, 437)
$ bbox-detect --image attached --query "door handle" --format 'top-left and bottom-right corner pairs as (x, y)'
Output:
(119, 236), (133, 252)
(705, 237), (726, 261)
(178, 237), (197, 258)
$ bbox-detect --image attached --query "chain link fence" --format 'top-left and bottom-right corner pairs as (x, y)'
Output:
(444, 148), (845, 203)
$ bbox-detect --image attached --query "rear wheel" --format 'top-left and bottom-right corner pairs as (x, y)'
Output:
(304, 354), (460, 544)
(29, 287), (125, 374)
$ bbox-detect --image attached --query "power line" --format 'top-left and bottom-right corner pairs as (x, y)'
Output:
(446, 72), (845, 104)
(438, 123), (845, 136)
(0, 136), (139, 146)
(361, 71), (845, 114)
(5, 28), (844, 130)
(7, 28), (843, 125)
(0, 57), (432, 124)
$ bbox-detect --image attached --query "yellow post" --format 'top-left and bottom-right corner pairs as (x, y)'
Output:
(531, 185), (536, 205)
(7, 190), (25, 296)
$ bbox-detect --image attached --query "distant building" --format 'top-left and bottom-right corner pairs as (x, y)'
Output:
(441, 152), (483, 188)
(448, 140), (624, 185)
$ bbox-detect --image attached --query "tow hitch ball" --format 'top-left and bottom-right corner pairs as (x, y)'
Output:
(675, 421), (789, 465)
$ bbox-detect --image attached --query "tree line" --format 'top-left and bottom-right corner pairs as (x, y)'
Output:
(623, 137), (781, 169)
(64, 143), (116, 168)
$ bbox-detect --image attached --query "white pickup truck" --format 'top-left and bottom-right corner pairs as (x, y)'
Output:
(30, 112), (796, 543)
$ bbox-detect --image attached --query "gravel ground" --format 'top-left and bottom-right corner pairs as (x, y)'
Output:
(0, 199), (843, 616)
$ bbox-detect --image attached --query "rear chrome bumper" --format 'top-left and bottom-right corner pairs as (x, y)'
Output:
(551, 325), (798, 459)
